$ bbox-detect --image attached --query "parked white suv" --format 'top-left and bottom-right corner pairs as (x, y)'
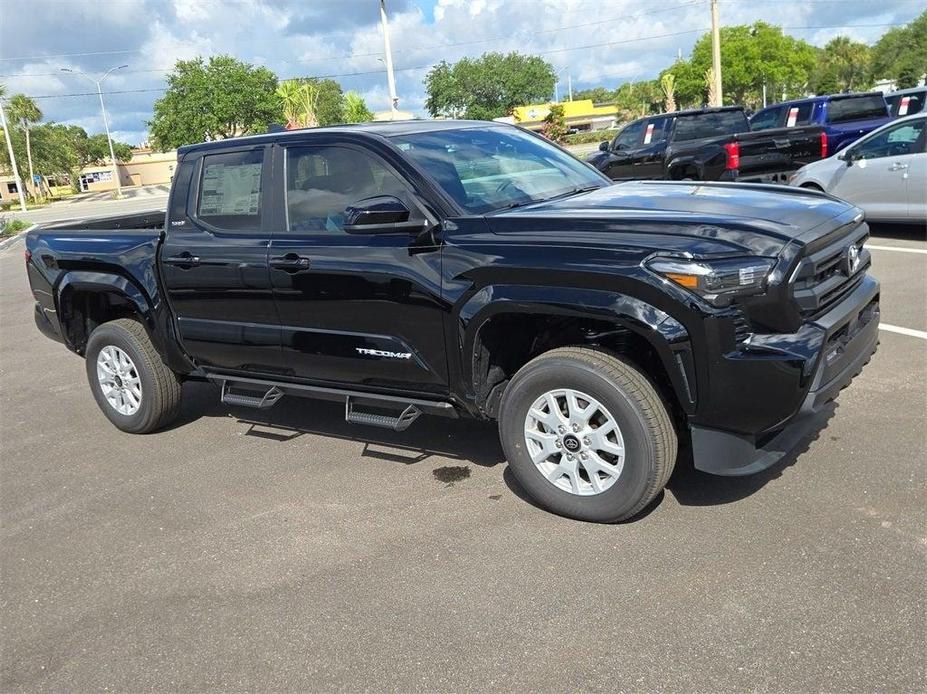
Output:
(789, 114), (926, 222)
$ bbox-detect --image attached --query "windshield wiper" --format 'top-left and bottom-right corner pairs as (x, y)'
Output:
(541, 184), (603, 202)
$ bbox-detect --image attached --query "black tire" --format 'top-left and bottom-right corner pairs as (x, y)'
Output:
(498, 347), (677, 523)
(85, 318), (182, 434)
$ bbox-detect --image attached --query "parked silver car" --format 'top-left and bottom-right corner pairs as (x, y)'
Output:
(789, 114), (926, 222)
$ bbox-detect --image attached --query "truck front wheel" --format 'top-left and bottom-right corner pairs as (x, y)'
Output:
(85, 318), (182, 434)
(498, 347), (677, 522)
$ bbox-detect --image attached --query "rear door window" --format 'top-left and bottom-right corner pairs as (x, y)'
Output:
(642, 117), (668, 144)
(887, 91), (926, 117)
(196, 149), (264, 230)
(826, 95), (888, 124)
(783, 102), (814, 127)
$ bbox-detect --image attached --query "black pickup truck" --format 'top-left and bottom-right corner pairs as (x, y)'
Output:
(587, 106), (826, 184)
(25, 120), (879, 522)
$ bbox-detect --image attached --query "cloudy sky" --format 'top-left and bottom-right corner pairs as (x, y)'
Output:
(0, 0), (922, 146)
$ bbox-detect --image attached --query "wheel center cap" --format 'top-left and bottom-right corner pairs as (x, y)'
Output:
(114, 375), (124, 388)
(563, 434), (581, 452)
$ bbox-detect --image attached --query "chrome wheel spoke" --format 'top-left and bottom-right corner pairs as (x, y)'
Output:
(96, 345), (142, 416)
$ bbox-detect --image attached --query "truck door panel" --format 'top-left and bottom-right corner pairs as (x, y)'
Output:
(159, 147), (285, 374)
(268, 143), (448, 394)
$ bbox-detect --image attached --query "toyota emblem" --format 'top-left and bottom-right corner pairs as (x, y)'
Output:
(846, 244), (861, 275)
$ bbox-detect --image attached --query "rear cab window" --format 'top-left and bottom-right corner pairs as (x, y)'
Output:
(749, 106), (782, 131)
(673, 110), (748, 141)
(826, 95), (888, 124)
(642, 117), (669, 144)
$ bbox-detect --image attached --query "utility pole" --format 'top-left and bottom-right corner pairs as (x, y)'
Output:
(568, 74), (573, 102)
(710, 0), (723, 106)
(379, 0), (399, 119)
(60, 65), (127, 197)
(0, 97), (27, 212)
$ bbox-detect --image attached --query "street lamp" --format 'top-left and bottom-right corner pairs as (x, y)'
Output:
(60, 64), (128, 197)
(553, 65), (571, 103)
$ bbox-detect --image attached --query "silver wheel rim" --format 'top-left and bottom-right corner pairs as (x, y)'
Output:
(524, 388), (625, 496)
(96, 345), (142, 416)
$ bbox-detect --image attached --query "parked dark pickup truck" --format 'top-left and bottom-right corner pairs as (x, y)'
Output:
(26, 120), (879, 522)
(587, 106), (825, 184)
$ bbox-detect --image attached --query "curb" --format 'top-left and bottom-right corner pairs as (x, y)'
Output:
(0, 224), (37, 252)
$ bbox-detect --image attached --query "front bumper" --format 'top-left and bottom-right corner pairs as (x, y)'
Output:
(691, 274), (879, 476)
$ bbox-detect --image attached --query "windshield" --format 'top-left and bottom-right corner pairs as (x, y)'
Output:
(389, 126), (607, 214)
(826, 95), (888, 124)
(673, 110), (748, 141)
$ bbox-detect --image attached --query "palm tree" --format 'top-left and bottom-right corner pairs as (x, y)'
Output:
(8, 94), (42, 201)
(276, 80), (320, 129)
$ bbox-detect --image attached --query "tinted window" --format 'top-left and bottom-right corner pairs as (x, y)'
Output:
(827, 95), (888, 124)
(784, 102), (814, 126)
(674, 110), (748, 141)
(851, 119), (925, 160)
(285, 146), (419, 233)
(886, 91), (926, 117)
(613, 120), (645, 149)
(168, 159), (195, 224)
(196, 149), (263, 230)
(642, 117), (668, 144)
(390, 126), (605, 215)
(750, 106), (782, 131)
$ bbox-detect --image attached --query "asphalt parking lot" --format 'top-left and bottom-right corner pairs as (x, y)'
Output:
(1, 224), (924, 692)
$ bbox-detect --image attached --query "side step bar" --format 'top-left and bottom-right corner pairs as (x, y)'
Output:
(220, 381), (284, 409)
(345, 397), (421, 432)
(207, 373), (457, 429)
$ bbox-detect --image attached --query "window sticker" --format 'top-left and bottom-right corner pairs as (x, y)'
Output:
(643, 123), (655, 144)
(199, 162), (262, 216)
(786, 107), (799, 127)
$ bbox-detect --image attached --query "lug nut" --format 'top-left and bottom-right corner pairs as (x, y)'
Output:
(580, 452), (588, 460)
(583, 437), (590, 446)
(572, 424), (580, 432)
(558, 425), (566, 433)
(567, 454), (574, 461)
(555, 440), (563, 448)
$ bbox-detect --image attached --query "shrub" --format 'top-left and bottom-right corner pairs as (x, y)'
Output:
(564, 128), (621, 145)
(0, 217), (31, 237)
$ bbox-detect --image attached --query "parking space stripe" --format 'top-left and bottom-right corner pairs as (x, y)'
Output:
(880, 323), (927, 340)
(868, 245), (927, 255)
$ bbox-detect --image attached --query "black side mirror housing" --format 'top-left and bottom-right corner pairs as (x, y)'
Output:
(343, 196), (426, 234)
(599, 141), (609, 152)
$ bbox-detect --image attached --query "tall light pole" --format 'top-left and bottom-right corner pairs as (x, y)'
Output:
(379, 0), (399, 119)
(0, 96), (27, 212)
(553, 65), (570, 103)
(710, 0), (723, 106)
(60, 65), (127, 197)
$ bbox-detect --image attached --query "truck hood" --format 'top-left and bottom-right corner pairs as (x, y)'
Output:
(486, 180), (858, 257)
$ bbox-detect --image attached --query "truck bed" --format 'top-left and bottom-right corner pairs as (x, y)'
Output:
(42, 210), (166, 232)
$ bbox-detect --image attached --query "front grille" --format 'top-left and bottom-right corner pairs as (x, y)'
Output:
(791, 221), (870, 319)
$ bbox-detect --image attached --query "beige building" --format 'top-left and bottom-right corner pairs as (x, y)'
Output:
(78, 148), (178, 192)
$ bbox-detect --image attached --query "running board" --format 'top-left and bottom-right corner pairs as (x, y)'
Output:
(220, 380), (284, 409)
(345, 396), (421, 432)
(205, 373), (458, 420)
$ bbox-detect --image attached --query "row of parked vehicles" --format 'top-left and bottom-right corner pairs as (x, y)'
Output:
(587, 87), (926, 222)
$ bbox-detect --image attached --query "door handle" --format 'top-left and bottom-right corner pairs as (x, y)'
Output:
(270, 254), (311, 271)
(163, 252), (200, 268)
(889, 162), (909, 171)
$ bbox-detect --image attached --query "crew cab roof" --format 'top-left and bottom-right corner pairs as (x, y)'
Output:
(176, 119), (495, 155)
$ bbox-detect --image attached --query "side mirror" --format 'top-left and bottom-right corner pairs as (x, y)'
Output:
(841, 149), (854, 166)
(598, 141), (609, 152)
(342, 195), (425, 234)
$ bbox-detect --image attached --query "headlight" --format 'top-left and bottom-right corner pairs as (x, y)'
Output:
(645, 256), (776, 307)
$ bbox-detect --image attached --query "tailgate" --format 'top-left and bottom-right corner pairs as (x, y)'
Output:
(735, 125), (824, 176)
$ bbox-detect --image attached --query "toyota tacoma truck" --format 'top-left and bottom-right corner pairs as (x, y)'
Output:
(586, 106), (825, 184)
(25, 120), (880, 522)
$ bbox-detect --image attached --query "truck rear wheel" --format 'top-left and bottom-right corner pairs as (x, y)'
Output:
(498, 347), (677, 522)
(85, 318), (182, 434)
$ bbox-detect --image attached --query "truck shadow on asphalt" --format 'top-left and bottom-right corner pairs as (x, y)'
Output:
(176, 381), (838, 521)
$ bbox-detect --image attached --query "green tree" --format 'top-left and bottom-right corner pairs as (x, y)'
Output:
(811, 37), (873, 94)
(343, 91), (373, 123)
(277, 80), (321, 128)
(289, 78), (344, 126)
(665, 22), (817, 108)
(660, 74), (676, 112)
(149, 55), (280, 149)
(7, 94), (42, 200)
(424, 52), (557, 120)
(871, 10), (926, 88)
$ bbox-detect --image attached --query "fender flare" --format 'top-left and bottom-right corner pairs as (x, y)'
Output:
(458, 284), (696, 413)
(56, 270), (159, 353)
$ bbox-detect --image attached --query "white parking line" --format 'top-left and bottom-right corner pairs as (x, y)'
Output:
(868, 245), (927, 255)
(880, 323), (927, 340)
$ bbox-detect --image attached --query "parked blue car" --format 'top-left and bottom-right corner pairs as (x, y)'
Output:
(749, 92), (891, 155)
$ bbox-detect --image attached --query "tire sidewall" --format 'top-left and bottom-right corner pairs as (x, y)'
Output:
(85, 324), (158, 434)
(499, 356), (658, 522)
